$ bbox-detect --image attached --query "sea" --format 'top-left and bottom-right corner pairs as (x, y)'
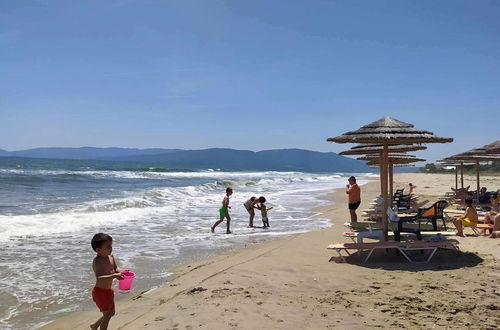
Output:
(0, 157), (374, 329)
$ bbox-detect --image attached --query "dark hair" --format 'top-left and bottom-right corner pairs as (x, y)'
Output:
(250, 196), (256, 201)
(226, 187), (233, 193)
(259, 196), (266, 203)
(91, 233), (112, 251)
(464, 198), (473, 206)
(349, 176), (356, 182)
(409, 183), (413, 186)
(491, 192), (498, 199)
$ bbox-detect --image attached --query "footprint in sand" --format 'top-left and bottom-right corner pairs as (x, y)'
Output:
(187, 287), (207, 294)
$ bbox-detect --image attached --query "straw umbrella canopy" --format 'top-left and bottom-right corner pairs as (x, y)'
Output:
(368, 162), (416, 192)
(363, 156), (425, 198)
(442, 153), (500, 200)
(437, 160), (471, 191)
(480, 140), (500, 154)
(339, 144), (426, 156)
(340, 144), (426, 204)
(357, 154), (423, 162)
(327, 116), (453, 240)
(454, 140), (500, 156)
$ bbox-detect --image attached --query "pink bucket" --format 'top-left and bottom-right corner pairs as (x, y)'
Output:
(118, 271), (135, 291)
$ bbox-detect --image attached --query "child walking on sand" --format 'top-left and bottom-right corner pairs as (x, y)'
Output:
(90, 233), (125, 330)
(256, 196), (272, 228)
(211, 187), (233, 234)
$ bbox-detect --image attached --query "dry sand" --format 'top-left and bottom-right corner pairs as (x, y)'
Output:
(41, 173), (500, 330)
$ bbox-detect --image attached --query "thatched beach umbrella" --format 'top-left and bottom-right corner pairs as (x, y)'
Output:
(357, 154), (422, 161)
(443, 153), (500, 200)
(327, 117), (453, 240)
(340, 144), (426, 203)
(437, 160), (467, 191)
(362, 156), (426, 198)
(457, 140), (500, 156)
(339, 144), (427, 156)
(446, 141), (500, 193)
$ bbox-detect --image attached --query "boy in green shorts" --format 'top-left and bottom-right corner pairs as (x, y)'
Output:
(211, 187), (233, 234)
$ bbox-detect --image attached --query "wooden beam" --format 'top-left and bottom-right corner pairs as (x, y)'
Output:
(460, 162), (464, 188)
(382, 143), (389, 241)
(476, 160), (480, 201)
(389, 161), (394, 201)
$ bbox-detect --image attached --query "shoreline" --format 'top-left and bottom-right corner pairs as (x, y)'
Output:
(41, 173), (500, 329)
(40, 178), (369, 329)
(38, 177), (367, 329)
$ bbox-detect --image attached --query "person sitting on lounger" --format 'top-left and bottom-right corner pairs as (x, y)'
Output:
(451, 186), (471, 200)
(483, 192), (499, 235)
(451, 198), (478, 237)
(477, 187), (490, 204)
(489, 213), (500, 238)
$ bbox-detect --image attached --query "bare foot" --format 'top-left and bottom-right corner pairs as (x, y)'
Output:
(210, 227), (214, 233)
(226, 230), (232, 234)
(90, 324), (99, 330)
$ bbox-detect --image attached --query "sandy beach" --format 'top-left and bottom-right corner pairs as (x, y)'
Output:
(41, 173), (500, 330)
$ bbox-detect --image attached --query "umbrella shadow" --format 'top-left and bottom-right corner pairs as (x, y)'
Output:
(331, 248), (484, 271)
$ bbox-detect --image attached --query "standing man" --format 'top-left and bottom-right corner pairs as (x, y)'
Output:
(346, 176), (361, 223)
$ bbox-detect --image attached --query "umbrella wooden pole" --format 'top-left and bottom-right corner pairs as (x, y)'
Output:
(379, 151), (383, 196)
(460, 162), (464, 188)
(389, 161), (394, 202)
(476, 160), (480, 201)
(382, 144), (389, 241)
(455, 166), (458, 191)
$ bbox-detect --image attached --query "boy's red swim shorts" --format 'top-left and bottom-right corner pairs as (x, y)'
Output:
(92, 286), (115, 312)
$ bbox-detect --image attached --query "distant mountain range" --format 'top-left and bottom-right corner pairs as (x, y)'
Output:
(0, 147), (181, 159)
(0, 147), (374, 172)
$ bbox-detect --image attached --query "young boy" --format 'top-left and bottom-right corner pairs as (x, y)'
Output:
(90, 233), (125, 330)
(211, 187), (233, 234)
(451, 198), (478, 237)
(255, 196), (272, 227)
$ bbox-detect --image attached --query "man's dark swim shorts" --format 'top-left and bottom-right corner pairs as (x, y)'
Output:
(348, 201), (361, 210)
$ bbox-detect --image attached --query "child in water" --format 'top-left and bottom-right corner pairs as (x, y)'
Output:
(211, 187), (233, 234)
(256, 196), (272, 228)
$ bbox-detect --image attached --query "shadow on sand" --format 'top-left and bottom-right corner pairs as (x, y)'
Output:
(331, 249), (484, 271)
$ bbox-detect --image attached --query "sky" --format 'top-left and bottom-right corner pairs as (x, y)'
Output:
(1, 0), (499, 162)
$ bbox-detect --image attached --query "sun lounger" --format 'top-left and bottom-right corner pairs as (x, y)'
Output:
(470, 223), (494, 235)
(327, 240), (459, 263)
(328, 242), (404, 263)
(343, 230), (384, 243)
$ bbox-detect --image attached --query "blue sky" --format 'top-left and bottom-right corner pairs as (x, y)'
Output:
(1, 0), (499, 162)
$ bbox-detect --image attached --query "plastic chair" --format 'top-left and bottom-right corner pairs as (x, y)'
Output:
(420, 200), (449, 231)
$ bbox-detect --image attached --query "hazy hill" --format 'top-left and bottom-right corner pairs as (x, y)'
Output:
(0, 147), (371, 172)
(105, 148), (371, 172)
(6, 147), (180, 160)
